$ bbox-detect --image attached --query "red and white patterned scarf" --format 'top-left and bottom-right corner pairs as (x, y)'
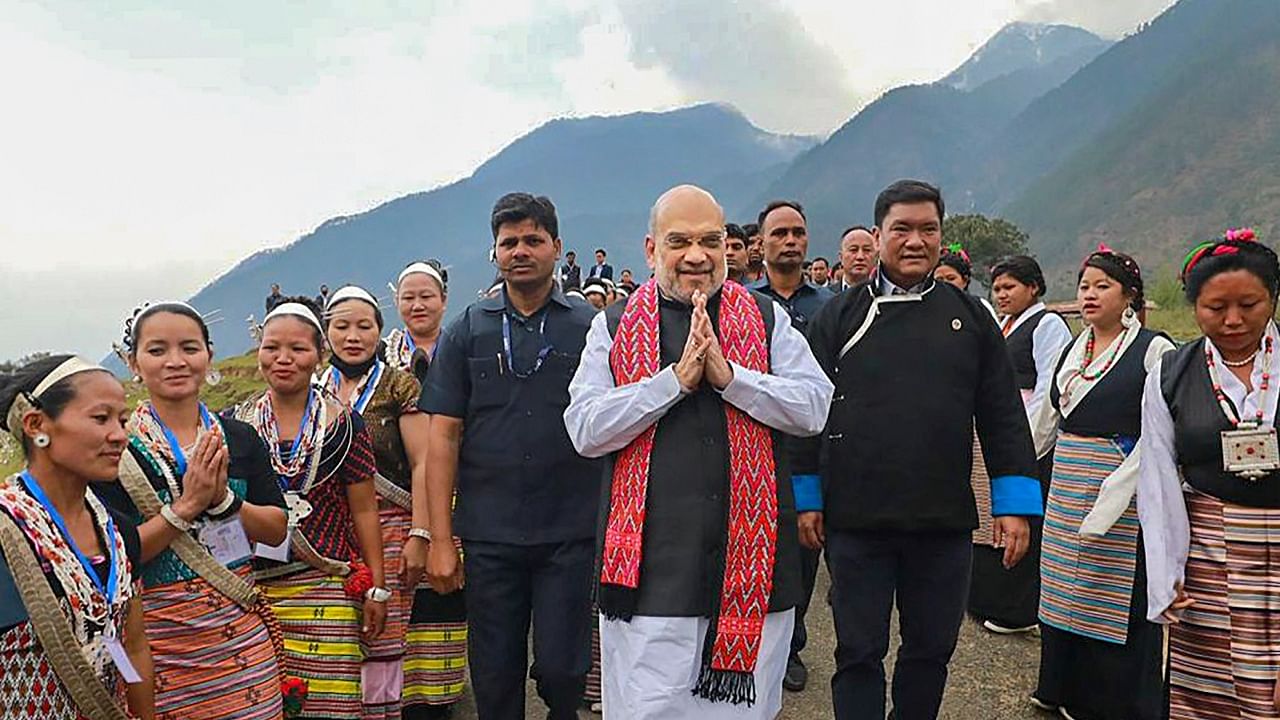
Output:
(601, 278), (778, 705)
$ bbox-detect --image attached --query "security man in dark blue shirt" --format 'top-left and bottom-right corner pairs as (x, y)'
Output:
(420, 192), (600, 720)
(749, 199), (833, 694)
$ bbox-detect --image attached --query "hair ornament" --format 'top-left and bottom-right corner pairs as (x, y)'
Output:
(943, 242), (970, 264)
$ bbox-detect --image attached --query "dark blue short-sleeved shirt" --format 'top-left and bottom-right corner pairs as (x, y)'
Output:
(419, 285), (601, 545)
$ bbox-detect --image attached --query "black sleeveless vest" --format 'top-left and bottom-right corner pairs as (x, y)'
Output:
(1051, 328), (1158, 439)
(1006, 309), (1050, 390)
(1161, 338), (1280, 507)
(595, 288), (801, 615)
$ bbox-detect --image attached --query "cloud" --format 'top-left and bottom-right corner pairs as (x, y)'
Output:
(613, 0), (860, 135)
(1014, 0), (1177, 38)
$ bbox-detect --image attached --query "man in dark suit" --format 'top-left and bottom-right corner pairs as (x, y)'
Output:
(587, 248), (613, 281)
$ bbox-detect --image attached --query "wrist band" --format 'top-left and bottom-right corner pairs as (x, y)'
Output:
(160, 504), (194, 532)
(207, 494), (244, 522)
(365, 586), (392, 603)
(207, 490), (236, 517)
(407, 528), (432, 542)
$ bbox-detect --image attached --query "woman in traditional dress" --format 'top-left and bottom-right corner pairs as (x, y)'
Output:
(969, 255), (1073, 634)
(322, 286), (429, 720)
(1026, 248), (1172, 719)
(0, 355), (155, 719)
(933, 243), (996, 318)
(385, 261), (449, 384)
(96, 303), (289, 720)
(1139, 229), (1280, 720)
(386, 263), (469, 718)
(237, 297), (388, 720)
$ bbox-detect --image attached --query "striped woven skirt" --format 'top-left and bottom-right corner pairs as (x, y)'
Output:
(143, 569), (283, 720)
(1039, 433), (1139, 644)
(1170, 493), (1280, 720)
(403, 536), (468, 712)
(260, 568), (363, 720)
(361, 501), (413, 720)
(970, 431), (996, 547)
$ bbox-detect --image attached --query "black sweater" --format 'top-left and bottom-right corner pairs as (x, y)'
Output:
(807, 278), (1042, 531)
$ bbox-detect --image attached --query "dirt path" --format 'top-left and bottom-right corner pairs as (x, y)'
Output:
(446, 563), (1046, 718)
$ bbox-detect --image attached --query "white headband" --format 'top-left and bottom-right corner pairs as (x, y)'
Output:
(6, 356), (106, 443)
(397, 262), (445, 289)
(263, 302), (325, 335)
(326, 285), (379, 312)
(584, 285), (606, 297)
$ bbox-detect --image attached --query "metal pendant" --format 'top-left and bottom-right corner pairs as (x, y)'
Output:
(283, 492), (314, 526)
(1221, 425), (1280, 481)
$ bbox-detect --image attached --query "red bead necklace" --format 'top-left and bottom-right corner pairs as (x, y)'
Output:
(1205, 335), (1274, 427)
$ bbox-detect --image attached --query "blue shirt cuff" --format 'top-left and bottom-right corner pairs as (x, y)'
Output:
(990, 475), (1043, 517)
(792, 474), (823, 512)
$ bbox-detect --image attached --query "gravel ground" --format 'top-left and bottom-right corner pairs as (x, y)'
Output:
(447, 563), (1046, 719)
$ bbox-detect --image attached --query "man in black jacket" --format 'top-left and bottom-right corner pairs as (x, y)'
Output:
(805, 180), (1041, 720)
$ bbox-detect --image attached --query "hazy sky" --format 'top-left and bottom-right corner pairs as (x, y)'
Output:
(0, 0), (1174, 360)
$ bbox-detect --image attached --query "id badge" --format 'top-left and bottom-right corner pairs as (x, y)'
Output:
(254, 528), (292, 562)
(1221, 425), (1280, 480)
(104, 635), (143, 684)
(199, 517), (253, 566)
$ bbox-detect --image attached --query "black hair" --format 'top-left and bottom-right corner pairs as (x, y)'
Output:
(937, 249), (973, 285)
(0, 354), (110, 454)
(1079, 250), (1145, 312)
(566, 250), (576, 257)
(490, 192), (559, 240)
(1184, 241), (1280, 304)
(874, 180), (945, 228)
(326, 295), (385, 332)
(725, 223), (748, 242)
(125, 302), (212, 356)
(264, 295), (326, 351)
(990, 255), (1047, 298)
(841, 225), (873, 239)
(811, 256), (830, 267)
(595, 248), (607, 256)
(757, 200), (806, 229)
(743, 223), (760, 238)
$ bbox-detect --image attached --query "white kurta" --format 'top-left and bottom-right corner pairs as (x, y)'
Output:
(564, 296), (833, 719)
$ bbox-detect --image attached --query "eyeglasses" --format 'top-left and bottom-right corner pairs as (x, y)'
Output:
(662, 232), (727, 248)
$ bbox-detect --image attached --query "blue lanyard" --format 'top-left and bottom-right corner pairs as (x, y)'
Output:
(327, 363), (382, 413)
(150, 403), (214, 476)
(501, 312), (552, 379)
(20, 470), (118, 605)
(279, 387), (317, 467)
(404, 332), (417, 355)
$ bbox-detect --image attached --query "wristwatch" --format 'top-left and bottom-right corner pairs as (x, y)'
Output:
(365, 586), (392, 603)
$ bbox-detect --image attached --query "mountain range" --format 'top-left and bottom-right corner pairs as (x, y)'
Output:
(182, 0), (1280, 358)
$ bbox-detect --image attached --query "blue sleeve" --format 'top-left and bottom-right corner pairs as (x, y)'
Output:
(0, 553), (29, 632)
(990, 475), (1043, 517)
(792, 474), (823, 513)
(417, 314), (471, 418)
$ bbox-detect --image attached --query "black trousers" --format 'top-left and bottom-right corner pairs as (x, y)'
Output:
(827, 529), (972, 720)
(791, 544), (823, 657)
(463, 539), (594, 720)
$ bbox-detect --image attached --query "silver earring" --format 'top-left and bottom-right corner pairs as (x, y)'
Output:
(33, 433), (50, 448)
(131, 375), (141, 383)
(206, 369), (222, 387)
(1122, 306), (1137, 322)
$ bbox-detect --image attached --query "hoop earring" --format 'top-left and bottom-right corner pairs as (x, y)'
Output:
(206, 369), (222, 387)
(1123, 306), (1137, 322)
(33, 433), (50, 448)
